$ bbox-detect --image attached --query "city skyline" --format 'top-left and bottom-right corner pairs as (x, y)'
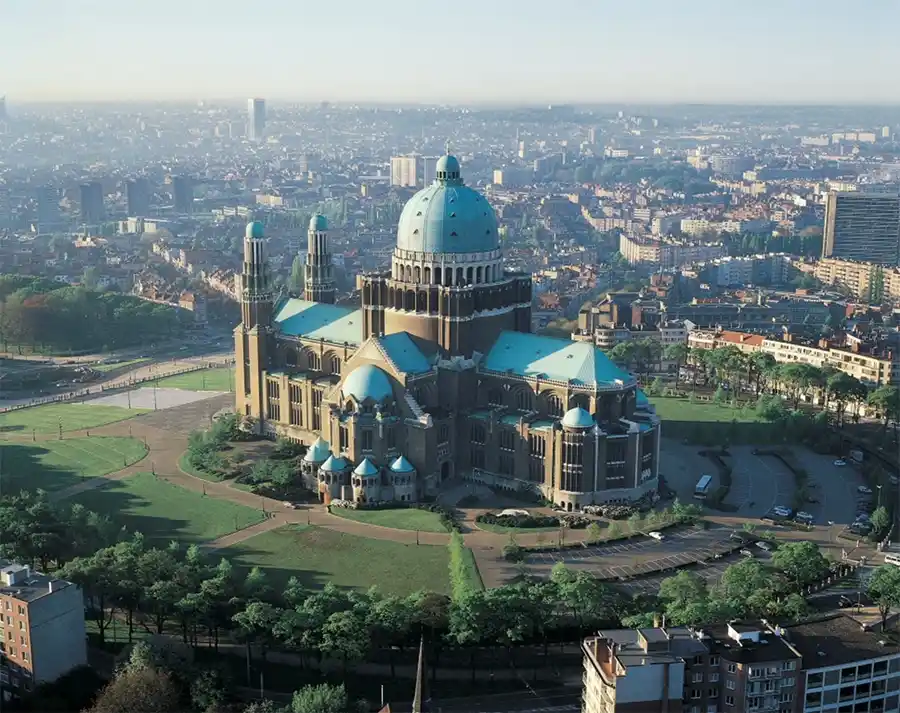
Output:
(4, 0), (900, 104)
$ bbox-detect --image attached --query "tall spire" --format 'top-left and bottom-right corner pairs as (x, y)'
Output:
(304, 213), (335, 304)
(412, 633), (427, 713)
(239, 221), (272, 329)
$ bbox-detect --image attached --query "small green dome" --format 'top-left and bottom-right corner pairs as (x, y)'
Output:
(389, 455), (415, 473)
(320, 454), (349, 472)
(245, 221), (265, 239)
(435, 154), (460, 180)
(309, 214), (328, 232)
(342, 364), (393, 402)
(303, 437), (331, 463)
(353, 458), (379, 477)
(562, 407), (594, 429)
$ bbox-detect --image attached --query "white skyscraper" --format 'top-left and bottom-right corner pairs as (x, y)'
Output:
(247, 98), (266, 142)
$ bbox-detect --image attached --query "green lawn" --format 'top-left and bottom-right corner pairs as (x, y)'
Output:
(177, 450), (228, 483)
(0, 437), (148, 493)
(226, 525), (464, 595)
(650, 396), (763, 423)
(151, 368), (234, 392)
(329, 506), (448, 533)
(93, 358), (150, 373)
(0, 402), (148, 434)
(74, 472), (265, 543)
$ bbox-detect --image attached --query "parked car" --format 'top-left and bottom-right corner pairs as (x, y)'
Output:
(834, 459), (847, 467)
(858, 486), (873, 495)
(795, 512), (815, 524)
(648, 531), (665, 541)
(838, 595), (854, 609)
(755, 541), (773, 552)
(282, 501), (297, 509)
(740, 548), (754, 558)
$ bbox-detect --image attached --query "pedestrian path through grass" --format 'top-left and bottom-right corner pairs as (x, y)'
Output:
(150, 368), (234, 392)
(0, 402), (148, 434)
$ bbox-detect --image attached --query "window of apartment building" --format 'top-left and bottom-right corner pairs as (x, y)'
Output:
(21, 651), (27, 662)
(841, 667), (857, 682)
(362, 430), (373, 451)
(873, 660), (888, 676)
(690, 707), (700, 713)
(693, 655), (704, 665)
(781, 676), (794, 687)
(807, 672), (824, 688)
(691, 689), (701, 699)
(857, 663), (872, 679)
(5, 614), (10, 623)
(709, 672), (720, 683)
(19, 635), (25, 645)
(706, 706), (717, 713)
(726, 680), (735, 690)
(725, 696), (735, 707)
(707, 688), (717, 698)
(727, 663), (737, 674)
(8, 646), (15, 657)
(3, 601), (8, 610)
(779, 693), (793, 703)
(17, 621), (23, 630)
(692, 672), (704, 683)
(781, 660), (796, 671)
(16, 606), (23, 616)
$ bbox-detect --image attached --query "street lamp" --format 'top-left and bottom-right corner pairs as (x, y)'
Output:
(877, 485), (883, 509)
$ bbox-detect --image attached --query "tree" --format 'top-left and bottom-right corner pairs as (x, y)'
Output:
(868, 565), (900, 630)
(190, 667), (231, 712)
(747, 352), (776, 397)
(586, 522), (603, 544)
(827, 372), (867, 427)
(870, 506), (890, 539)
(319, 609), (370, 672)
(289, 256), (305, 295)
(867, 386), (899, 435)
(664, 342), (689, 386)
(771, 541), (829, 589)
(657, 571), (709, 625)
(291, 683), (348, 713)
(88, 666), (180, 713)
(777, 363), (823, 409)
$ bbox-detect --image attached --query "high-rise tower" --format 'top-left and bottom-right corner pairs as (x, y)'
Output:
(239, 220), (273, 328)
(235, 220), (273, 419)
(304, 214), (335, 304)
(247, 98), (266, 142)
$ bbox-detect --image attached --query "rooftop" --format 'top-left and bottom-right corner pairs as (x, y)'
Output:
(375, 332), (433, 374)
(483, 331), (634, 388)
(274, 298), (363, 346)
(784, 614), (900, 668)
(0, 560), (75, 604)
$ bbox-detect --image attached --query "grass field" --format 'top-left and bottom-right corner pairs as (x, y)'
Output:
(93, 358), (150, 373)
(650, 396), (772, 444)
(0, 402), (148, 434)
(0, 437), (148, 492)
(151, 368), (234, 392)
(649, 397), (763, 423)
(329, 506), (448, 533)
(177, 450), (228, 483)
(226, 525), (469, 595)
(74, 472), (265, 543)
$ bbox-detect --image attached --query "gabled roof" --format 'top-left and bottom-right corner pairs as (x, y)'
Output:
(274, 298), (363, 346)
(375, 332), (433, 374)
(483, 331), (634, 387)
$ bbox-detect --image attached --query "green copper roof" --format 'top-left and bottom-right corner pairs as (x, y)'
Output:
(274, 299), (363, 346)
(246, 221), (265, 239)
(320, 454), (349, 472)
(309, 214), (328, 232)
(353, 458), (379, 476)
(396, 155), (498, 254)
(342, 364), (393, 402)
(483, 331), (634, 387)
(390, 455), (415, 473)
(636, 389), (650, 408)
(562, 407), (594, 429)
(303, 436), (331, 463)
(376, 333), (432, 374)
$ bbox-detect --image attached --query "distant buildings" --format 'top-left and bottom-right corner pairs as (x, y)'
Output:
(619, 233), (725, 269)
(247, 98), (265, 142)
(693, 254), (798, 288)
(78, 181), (104, 224)
(822, 191), (900, 266)
(35, 186), (60, 230)
(583, 615), (900, 713)
(390, 155), (439, 188)
(0, 561), (88, 696)
(125, 178), (150, 217)
(171, 176), (194, 215)
(814, 258), (900, 303)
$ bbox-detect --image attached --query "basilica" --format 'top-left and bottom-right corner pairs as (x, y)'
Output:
(234, 155), (660, 510)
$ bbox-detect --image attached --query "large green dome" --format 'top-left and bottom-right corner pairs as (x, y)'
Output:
(396, 155), (499, 254)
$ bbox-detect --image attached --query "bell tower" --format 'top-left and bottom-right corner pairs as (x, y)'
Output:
(235, 220), (272, 424)
(304, 213), (335, 303)
(240, 220), (273, 327)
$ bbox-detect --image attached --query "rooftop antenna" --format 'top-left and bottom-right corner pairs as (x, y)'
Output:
(445, 139), (451, 155)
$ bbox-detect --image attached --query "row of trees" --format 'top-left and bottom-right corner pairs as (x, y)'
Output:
(0, 275), (189, 352)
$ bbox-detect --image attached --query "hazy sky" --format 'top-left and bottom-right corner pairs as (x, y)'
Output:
(3, 0), (900, 104)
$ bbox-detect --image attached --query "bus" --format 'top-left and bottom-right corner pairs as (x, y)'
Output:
(884, 553), (900, 567)
(694, 475), (713, 500)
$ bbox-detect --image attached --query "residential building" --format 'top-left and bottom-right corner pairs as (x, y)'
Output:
(172, 176), (194, 215)
(822, 192), (900, 266)
(0, 561), (87, 697)
(619, 233), (725, 269)
(79, 181), (104, 224)
(786, 614), (900, 713)
(247, 97), (265, 142)
(35, 186), (60, 228)
(695, 254), (798, 288)
(813, 258), (900, 303)
(126, 177), (151, 217)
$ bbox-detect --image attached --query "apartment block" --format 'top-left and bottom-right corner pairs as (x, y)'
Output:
(822, 192), (900, 267)
(813, 258), (900, 304)
(0, 561), (87, 697)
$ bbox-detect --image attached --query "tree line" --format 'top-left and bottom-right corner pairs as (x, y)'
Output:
(0, 275), (189, 352)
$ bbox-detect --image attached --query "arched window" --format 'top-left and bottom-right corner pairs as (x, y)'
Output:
(546, 393), (563, 417)
(476, 266), (483, 284)
(414, 266), (421, 283)
(488, 388), (503, 406)
(570, 393), (589, 410)
(308, 352), (321, 371)
(444, 267), (452, 286)
(330, 356), (342, 375)
(405, 265), (412, 282)
(516, 389), (533, 411)
(456, 267), (463, 285)
(466, 267), (473, 285)
(285, 348), (298, 367)
(424, 267), (431, 284)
